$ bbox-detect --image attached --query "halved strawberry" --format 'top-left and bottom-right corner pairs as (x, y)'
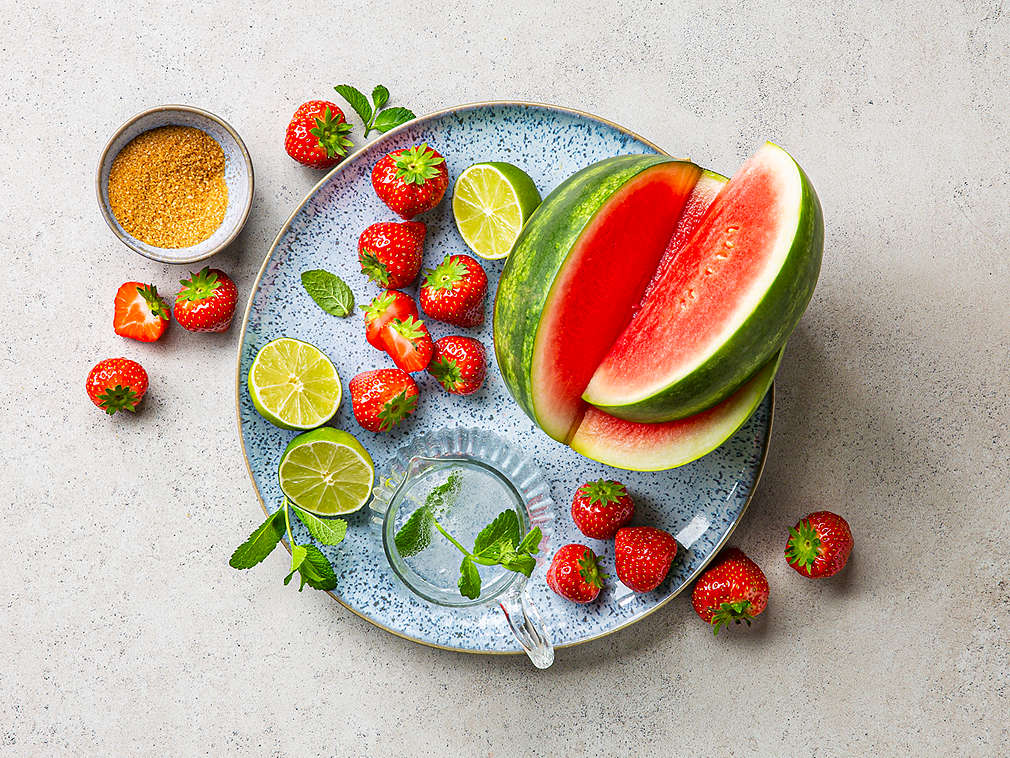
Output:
(362, 290), (418, 350)
(113, 282), (169, 342)
(384, 315), (434, 373)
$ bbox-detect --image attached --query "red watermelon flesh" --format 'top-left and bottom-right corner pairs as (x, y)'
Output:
(529, 161), (702, 442)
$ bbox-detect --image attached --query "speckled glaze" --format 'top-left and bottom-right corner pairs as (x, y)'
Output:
(97, 105), (254, 264)
(236, 103), (772, 654)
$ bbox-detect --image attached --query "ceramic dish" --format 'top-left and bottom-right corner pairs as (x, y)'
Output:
(235, 102), (773, 654)
(97, 104), (254, 264)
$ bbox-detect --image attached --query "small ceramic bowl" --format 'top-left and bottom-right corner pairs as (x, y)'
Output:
(97, 105), (254, 264)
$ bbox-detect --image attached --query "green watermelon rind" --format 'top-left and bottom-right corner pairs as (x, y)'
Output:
(570, 349), (783, 472)
(492, 154), (689, 438)
(583, 143), (823, 422)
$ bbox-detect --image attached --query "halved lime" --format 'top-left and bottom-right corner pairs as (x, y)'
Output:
(452, 162), (541, 260)
(249, 338), (341, 430)
(278, 427), (374, 516)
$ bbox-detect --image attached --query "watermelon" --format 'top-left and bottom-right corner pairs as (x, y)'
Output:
(570, 350), (782, 471)
(493, 155), (703, 441)
(582, 143), (823, 421)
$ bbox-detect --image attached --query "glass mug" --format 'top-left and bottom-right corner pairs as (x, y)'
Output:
(370, 428), (555, 668)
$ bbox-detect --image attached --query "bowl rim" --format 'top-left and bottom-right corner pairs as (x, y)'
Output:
(95, 103), (255, 265)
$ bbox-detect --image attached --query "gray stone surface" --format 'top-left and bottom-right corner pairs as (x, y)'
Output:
(1, 1), (1007, 755)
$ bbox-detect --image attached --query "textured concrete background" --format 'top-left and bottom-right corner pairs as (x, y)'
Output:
(2, 0), (1007, 755)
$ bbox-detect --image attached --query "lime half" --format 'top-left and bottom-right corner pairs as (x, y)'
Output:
(278, 427), (374, 516)
(249, 337), (341, 430)
(452, 162), (541, 260)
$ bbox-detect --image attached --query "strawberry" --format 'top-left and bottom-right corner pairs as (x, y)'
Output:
(419, 254), (488, 327)
(348, 368), (419, 432)
(86, 358), (148, 415)
(785, 511), (853, 578)
(571, 480), (635, 540)
(284, 100), (354, 170)
(371, 143), (449, 219)
(358, 221), (426, 289)
(546, 544), (606, 604)
(614, 526), (678, 593)
(383, 315), (434, 373)
(173, 267), (238, 333)
(113, 282), (169, 342)
(427, 336), (486, 395)
(691, 547), (770, 635)
(362, 290), (418, 350)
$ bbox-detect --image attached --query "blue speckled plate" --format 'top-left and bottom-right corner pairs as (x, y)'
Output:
(235, 102), (773, 654)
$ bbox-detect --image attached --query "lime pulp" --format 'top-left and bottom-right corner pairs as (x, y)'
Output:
(278, 427), (375, 516)
(248, 337), (342, 431)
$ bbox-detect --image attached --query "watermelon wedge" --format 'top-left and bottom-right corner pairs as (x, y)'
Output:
(494, 155), (702, 441)
(583, 143), (823, 421)
(570, 350), (782, 471)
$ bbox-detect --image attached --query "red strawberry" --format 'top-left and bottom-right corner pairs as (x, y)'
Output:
(173, 267), (238, 333)
(358, 221), (426, 288)
(691, 547), (770, 635)
(284, 100), (354, 170)
(86, 358), (148, 415)
(383, 315), (434, 373)
(371, 143), (449, 219)
(785, 511), (853, 578)
(571, 480), (635, 540)
(362, 290), (418, 350)
(419, 254), (487, 327)
(113, 282), (169, 342)
(546, 544), (606, 604)
(614, 526), (678, 592)
(427, 336), (486, 395)
(348, 368), (419, 432)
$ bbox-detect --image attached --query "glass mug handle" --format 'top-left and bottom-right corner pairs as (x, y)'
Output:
(497, 581), (554, 669)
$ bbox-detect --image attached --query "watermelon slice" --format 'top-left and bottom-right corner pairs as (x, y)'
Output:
(582, 143), (823, 421)
(570, 350), (781, 471)
(494, 156), (702, 442)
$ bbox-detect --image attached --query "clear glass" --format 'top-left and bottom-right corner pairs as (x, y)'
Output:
(371, 428), (555, 668)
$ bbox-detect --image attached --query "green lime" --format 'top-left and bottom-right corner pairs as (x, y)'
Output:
(278, 427), (374, 516)
(249, 337), (341, 430)
(452, 162), (541, 260)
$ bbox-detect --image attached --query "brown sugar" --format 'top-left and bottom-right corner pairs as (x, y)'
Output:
(107, 125), (228, 248)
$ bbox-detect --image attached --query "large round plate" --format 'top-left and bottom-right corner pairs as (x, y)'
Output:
(236, 102), (773, 654)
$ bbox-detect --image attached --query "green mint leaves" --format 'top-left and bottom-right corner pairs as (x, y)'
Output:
(334, 83), (416, 137)
(230, 498), (346, 592)
(301, 269), (354, 317)
(392, 470), (541, 601)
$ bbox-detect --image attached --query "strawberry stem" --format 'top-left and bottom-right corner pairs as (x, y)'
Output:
(785, 520), (822, 575)
(710, 600), (754, 635)
(577, 548), (606, 589)
(393, 143), (443, 185)
(309, 107), (354, 159)
(422, 256), (467, 291)
(96, 385), (141, 414)
(177, 267), (220, 302)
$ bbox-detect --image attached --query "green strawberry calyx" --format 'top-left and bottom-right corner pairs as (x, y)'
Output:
(580, 479), (628, 506)
(393, 143), (444, 186)
(309, 107), (354, 159)
(361, 291), (396, 321)
(177, 267), (221, 302)
(577, 548), (606, 589)
(378, 388), (418, 431)
(389, 315), (427, 346)
(785, 520), (822, 575)
(422, 256), (467, 291)
(137, 284), (170, 320)
(710, 600), (754, 636)
(359, 251), (391, 286)
(428, 356), (462, 391)
(97, 384), (141, 415)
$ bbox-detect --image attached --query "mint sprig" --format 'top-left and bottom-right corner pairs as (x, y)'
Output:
(301, 269), (354, 317)
(229, 498), (346, 592)
(393, 471), (542, 600)
(334, 83), (416, 137)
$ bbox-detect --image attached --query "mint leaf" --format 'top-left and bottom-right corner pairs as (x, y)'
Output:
(473, 539), (511, 566)
(517, 526), (543, 556)
(301, 269), (354, 317)
(458, 556), (481, 599)
(500, 551), (536, 578)
(371, 84), (389, 111)
(395, 505), (434, 557)
(295, 544), (338, 591)
(334, 84), (371, 128)
(292, 504), (347, 546)
(284, 544), (308, 585)
(229, 509), (285, 569)
(474, 510), (520, 555)
(426, 470), (461, 517)
(372, 107), (415, 134)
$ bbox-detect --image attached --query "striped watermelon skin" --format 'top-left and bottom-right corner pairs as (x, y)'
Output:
(493, 155), (702, 441)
